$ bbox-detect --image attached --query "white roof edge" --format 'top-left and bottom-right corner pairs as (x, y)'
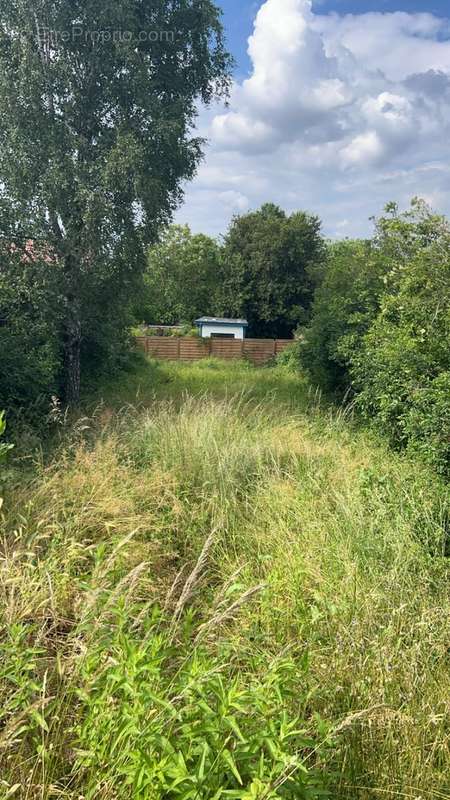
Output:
(195, 317), (248, 325)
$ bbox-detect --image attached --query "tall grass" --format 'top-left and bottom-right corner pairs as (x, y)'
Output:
(0, 358), (449, 798)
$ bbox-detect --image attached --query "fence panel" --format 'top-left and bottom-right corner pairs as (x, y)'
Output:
(243, 339), (276, 365)
(179, 338), (211, 361)
(135, 337), (293, 365)
(146, 338), (180, 359)
(135, 336), (147, 353)
(275, 339), (293, 355)
(210, 339), (244, 360)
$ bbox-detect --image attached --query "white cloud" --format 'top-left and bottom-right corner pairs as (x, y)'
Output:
(175, 0), (450, 239)
(313, 12), (450, 81)
(218, 190), (250, 212)
(341, 131), (384, 166)
(211, 112), (276, 152)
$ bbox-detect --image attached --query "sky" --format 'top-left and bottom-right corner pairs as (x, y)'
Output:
(174, 0), (450, 239)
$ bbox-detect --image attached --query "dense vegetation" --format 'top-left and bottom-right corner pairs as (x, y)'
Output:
(139, 204), (325, 337)
(300, 200), (450, 476)
(218, 204), (324, 338)
(135, 225), (222, 326)
(0, 358), (448, 798)
(0, 5), (448, 794)
(0, 0), (231, 404)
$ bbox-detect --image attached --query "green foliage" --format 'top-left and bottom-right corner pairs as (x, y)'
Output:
(76, 610), (328, 800)
(137, 225), (222, 325)
(352, 237), (450, 474)
(0, 410), (13, 464)
(300, 200), (450, 475)
(0, 624), (47, 744)
(0, 244), (60, 420)
(219, 204), (325, 338)
(0, 0), (231, 402)
(403, 372), (450, 474)
(299, 240), (387, 393)
(275, 341), (303, 373)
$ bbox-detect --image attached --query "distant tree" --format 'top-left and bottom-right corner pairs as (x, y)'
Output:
(373, 198), (448, 270)
(0, 0), (231, 402)
(137, 225), (222, 325)
(300, 239), (388, 393)
(219, 204), (325, 338)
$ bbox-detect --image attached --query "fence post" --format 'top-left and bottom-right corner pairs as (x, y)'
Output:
(177, 338), (181, 359)
(273, 340), (276, 356)
(145, 337), (149, 355)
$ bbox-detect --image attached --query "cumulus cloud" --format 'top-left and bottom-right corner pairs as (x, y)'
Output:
(212, 0), (354, 152)
(313, 12), (450, 81)
(175, 0), (450, 238)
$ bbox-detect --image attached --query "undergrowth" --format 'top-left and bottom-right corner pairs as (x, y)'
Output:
(0, 358), (449, 799)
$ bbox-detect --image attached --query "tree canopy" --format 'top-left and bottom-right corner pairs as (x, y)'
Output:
(0, 0), (231, 402)
(137, 225), (221, 325)
(218, 203), (325, 338)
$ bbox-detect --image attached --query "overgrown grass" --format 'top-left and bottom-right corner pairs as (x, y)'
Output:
(1, 358), (449, 799)
(85, 352), (311, 409)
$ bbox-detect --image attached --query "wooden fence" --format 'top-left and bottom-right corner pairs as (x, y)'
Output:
(135, 336), (292, 366)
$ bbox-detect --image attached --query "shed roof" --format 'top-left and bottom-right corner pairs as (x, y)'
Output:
(195, 317), (248, 326)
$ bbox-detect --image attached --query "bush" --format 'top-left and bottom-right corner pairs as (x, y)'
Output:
(275, 341), (302, 372)
(352, 241), (450, 475)
(299, 240), (387, 394)
(301, 201), (450, 475)
(0, 247), (61, 424)
(404, 372), (450, 474)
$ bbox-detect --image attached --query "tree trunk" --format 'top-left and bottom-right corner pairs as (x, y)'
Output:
(63, 315), (81, 405)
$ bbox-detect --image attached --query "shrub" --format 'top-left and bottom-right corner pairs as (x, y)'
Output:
(403, 372), (450, 474)
(301, 201), (450, 475)
(352, 240), (450, 476)
(299, 240), (387, 394)
(0, 248), (61, 424)
(275, 341), (302, 372)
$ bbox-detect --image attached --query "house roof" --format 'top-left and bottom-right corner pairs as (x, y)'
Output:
(195, 317), (248, 326)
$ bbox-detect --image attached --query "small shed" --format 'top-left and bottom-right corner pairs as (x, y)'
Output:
(195, 317), (248, 340)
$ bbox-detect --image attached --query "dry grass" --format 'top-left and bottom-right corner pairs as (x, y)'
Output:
(0, 358), (449, 798)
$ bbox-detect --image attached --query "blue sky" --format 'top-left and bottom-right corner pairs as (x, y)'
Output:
(176, 0), (450, 238)
(221, 0), (450, 77)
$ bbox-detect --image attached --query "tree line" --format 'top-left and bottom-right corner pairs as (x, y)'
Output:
(135, 203), (324, 338)
(137, 198), (449, 476)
